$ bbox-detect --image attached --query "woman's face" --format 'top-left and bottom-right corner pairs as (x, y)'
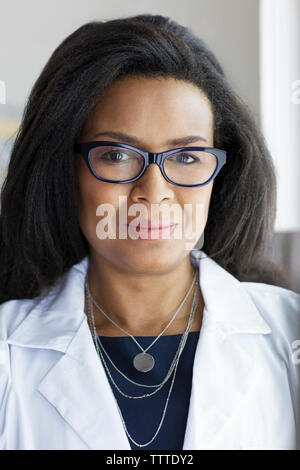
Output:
(75, 75), (214, 273)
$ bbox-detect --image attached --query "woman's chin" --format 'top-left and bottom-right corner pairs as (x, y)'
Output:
(116, 245), (189, 273)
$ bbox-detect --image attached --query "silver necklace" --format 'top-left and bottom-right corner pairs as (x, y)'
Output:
(85, 277), (199, 394)
(85, 277), (200, 448)
(85, 269), (197, 373)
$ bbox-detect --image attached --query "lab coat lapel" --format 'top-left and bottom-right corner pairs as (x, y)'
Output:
(183, 251), (272, 449)
(7, 255), (131, 450)
(37, 315), (131, 450)
(182, 319), (262, 449)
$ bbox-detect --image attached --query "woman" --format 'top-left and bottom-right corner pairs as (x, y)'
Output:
(0, 14), (299, 451)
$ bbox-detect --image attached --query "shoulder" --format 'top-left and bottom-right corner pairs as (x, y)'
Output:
(0, 297), (36, 341)
(0, 271), (69, 341)
(241, 281), (300, 360)
(0, 294), (48, 339)
(241, 281), (300, 324)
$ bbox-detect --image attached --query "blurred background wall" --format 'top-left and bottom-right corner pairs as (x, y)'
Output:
(0, 0), (299, 292)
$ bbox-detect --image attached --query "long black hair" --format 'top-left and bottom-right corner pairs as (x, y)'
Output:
(0, 13), (290, 304)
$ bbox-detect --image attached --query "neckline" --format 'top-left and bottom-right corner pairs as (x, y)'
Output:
(98, 331), (200, 338)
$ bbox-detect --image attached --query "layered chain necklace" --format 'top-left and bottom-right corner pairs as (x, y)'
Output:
(85, 269), (200, 448)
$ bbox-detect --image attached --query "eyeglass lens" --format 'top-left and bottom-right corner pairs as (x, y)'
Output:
(88, 145), (217, 185)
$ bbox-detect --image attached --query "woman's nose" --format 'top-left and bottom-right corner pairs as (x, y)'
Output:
(130, 163), (175, 204)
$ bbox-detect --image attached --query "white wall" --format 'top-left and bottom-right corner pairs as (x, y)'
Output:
(260, 0), (300, 232)
(0, 0), (260, 118)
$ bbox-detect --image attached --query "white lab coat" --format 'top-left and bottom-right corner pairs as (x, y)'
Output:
(0, 249), (300, 450)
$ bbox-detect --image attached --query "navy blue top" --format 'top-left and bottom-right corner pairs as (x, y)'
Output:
(98, 331), (200, 450)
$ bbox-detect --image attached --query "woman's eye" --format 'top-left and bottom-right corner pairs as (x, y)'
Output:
(169, 153), (198, 164)
(102, 151), (130, 162)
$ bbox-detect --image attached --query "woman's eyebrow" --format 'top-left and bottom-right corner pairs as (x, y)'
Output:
(91, 130), (208, 146)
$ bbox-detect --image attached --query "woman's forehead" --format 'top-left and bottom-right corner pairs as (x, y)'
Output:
(80, 76), (214, 145)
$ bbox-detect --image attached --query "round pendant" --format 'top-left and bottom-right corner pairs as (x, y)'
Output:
(133, 352), (155, 372)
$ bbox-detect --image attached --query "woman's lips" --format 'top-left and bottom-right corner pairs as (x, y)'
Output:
(137, 223), (176, 229)
(137, 220), (176, 229)
(127, 223), (177, 240)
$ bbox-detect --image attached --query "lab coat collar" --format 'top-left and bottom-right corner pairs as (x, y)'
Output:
(7, 249), (271, 356)
(7, 250), (272, 449)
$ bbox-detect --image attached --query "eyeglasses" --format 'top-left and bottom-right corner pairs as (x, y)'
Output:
(74, 140), (226, 187)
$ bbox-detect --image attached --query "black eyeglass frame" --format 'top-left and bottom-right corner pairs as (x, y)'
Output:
(74, 140), (227, 187)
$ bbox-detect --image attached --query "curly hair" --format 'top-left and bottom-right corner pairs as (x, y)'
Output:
(0, 13), (290, 303)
